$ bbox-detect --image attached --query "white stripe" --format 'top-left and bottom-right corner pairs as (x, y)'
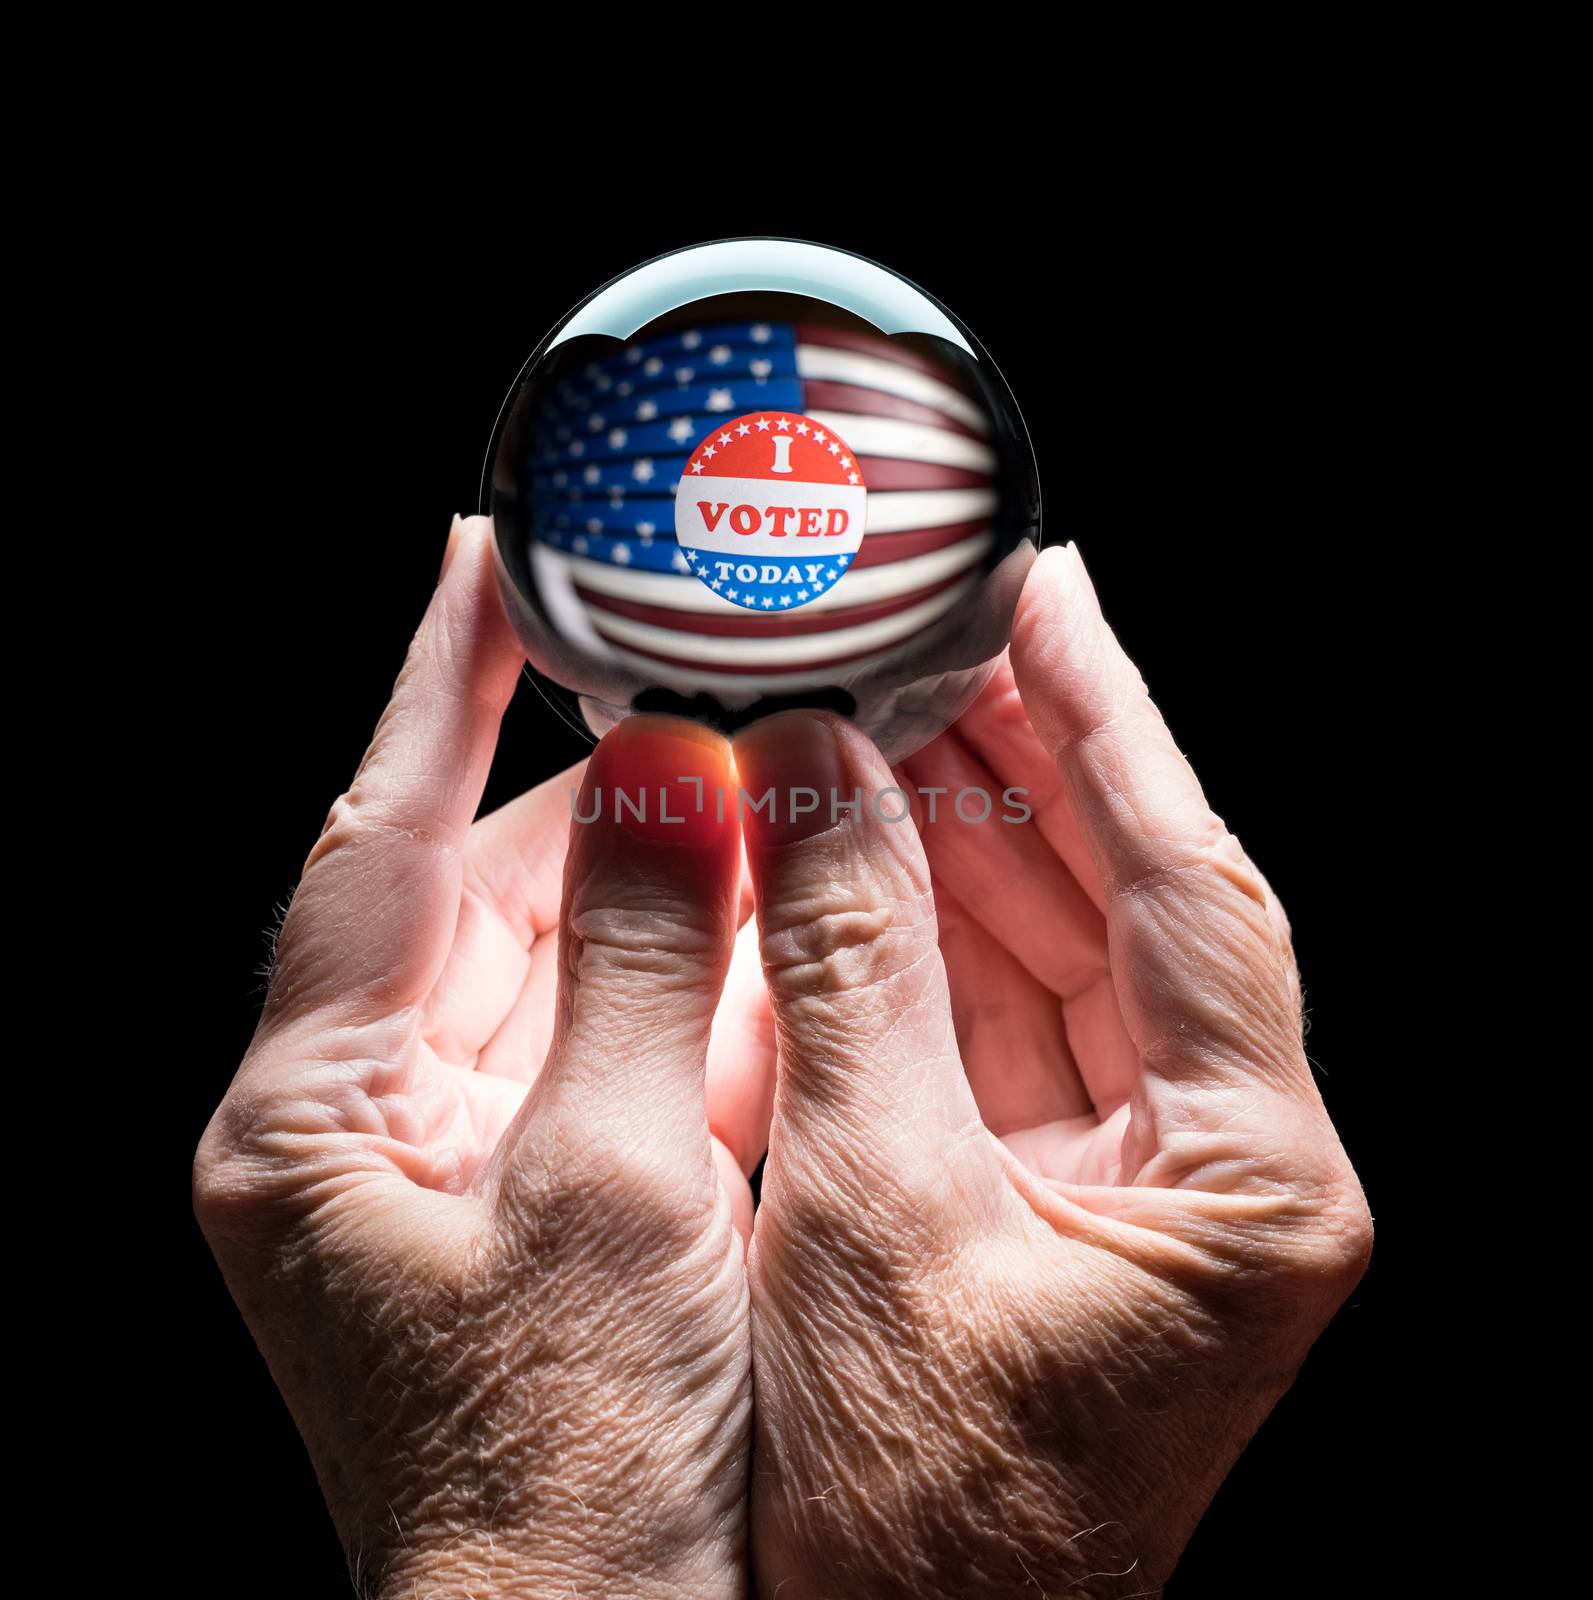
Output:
(809, 412), (996, 474)
(795, 345), (990, 435)
(597, 642), (899, 696)
(557, 531), (995, 614)
(531, 542), (617, 654)
(588, 573), (982, 668)
(866, 487), (996, 533)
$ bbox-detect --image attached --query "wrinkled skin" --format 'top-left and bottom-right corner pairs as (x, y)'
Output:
(738, 547), (1372, 1597)
(194, 519), (772, 1598)
(196, 519), (1370, 1599)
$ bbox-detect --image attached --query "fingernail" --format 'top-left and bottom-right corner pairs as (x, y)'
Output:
(579, 715), (734, 847)
(439, 515), (464, 583)
(734, 712), (851, 845)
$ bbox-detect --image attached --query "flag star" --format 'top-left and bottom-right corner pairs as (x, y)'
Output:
(584, 465), (601, 484)
(570, 440), (585, 456)
(595, 374), (612, 392)
(613, 543), (631, 565)
(839, 456), (850, 468)
(776, 417), (791, 430)
(707, 388), (732, 412)
(644, 357), (663, 376)
(586, 518), (602, 534)
(690, 461), (705, 474)
(572, 535), (588, 554)
(847, 471), (859, 484)
(827, 441), (840, 455)
(637, 521), (655, 537)
(752, 323), (771, 342)
(675, 367), (694, 385)
(617, 382), (632, 397)
(736, 422), (751, 435)
(682, 329), (702, 349)
(811, 577), (825, 590)
(826, 568), (837, 580)
(795, 421), (810, 435)
(755, 416), (772, 431)
(762, 596), (774, 608)
(813, 429), (826, 443)
(608, 489), (623, 505)
(727, 588), (740, 601)
(668, 417), (695, 442)
(632, 459), (655, 483)
(626, 346), (643, 364)
(608, 429), (627, 449)
(780, 594), (793, 606)
(637, 400), (658, 421)
(750, 357), (772, 378)
(703, 445), (716, 459)
(718, 432), (732, 446)
(797, 589), (809, 601)
(709, 344), (731, 364)
(588, 414), (605, 431)
(711, 578), (724, 590)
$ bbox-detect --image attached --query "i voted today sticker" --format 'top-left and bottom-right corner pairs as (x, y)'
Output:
(673, 412), (867, 611)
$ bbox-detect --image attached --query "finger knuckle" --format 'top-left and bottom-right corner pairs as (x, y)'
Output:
(758, 893), (905, 1001)
(569, 894), (726, 977)
(190, 1105), (269, 1242)
(1278, 1175), (1374, 1291)
(305, 789), (461, 879)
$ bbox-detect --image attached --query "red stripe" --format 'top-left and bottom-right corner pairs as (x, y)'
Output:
(855, 457), (992, 491)
(575, 571), (968, 638)
(796, 323), (979, 396)
(849, 521), (989, 568)
(801, 380), (980, 439)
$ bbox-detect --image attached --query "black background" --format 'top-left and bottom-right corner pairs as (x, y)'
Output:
(161, 188), (1420, 1597)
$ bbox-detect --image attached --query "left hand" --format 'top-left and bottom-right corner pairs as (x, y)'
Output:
(194, 515), (773, 1598)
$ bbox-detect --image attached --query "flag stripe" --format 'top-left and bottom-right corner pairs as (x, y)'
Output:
(530, 490), (995, 544)
(532, 453), (990, 497)
(596, 639), (900, 689)
(554, 530), (994, 614)
(575, 569), (970, 638)
(862, 489), (997, 533)
(795, 345), (989, 434)
(795, 323), (979, 396)
(806, 413), (996, 474)
(587, 574), (981, 668)
(798, 379), (983, 439)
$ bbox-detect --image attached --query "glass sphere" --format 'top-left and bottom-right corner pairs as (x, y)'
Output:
(484, 238), (1041, 762)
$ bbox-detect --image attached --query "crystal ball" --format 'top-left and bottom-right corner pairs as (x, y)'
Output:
(484, 238), (1041, 762)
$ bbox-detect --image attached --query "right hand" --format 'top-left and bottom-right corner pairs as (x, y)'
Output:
(734, 545), (1372, 1598)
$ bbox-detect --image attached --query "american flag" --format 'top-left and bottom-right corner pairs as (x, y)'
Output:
(527, 319), (999, 694)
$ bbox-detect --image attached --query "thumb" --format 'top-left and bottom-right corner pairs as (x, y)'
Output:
(493, 716), (742, 1206)
(732, 713), (999, 1218)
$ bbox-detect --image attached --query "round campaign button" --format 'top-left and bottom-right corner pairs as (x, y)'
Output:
(673, 411), (868, 612)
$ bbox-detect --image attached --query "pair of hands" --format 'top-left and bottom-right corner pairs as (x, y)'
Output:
(195, 516), (1371, 1598)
